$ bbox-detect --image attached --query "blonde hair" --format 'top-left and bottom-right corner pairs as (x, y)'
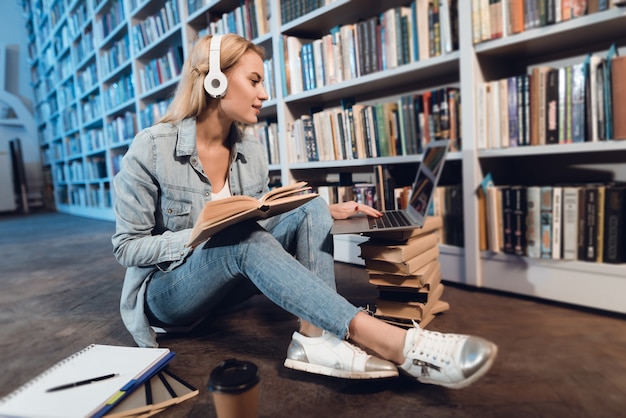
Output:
(159, 34), (265, 124)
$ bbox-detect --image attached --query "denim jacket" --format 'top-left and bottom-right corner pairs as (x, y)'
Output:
(112, 117), (269, 347)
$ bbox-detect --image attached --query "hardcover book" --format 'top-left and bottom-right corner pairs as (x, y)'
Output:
(513, 185), (527, 256)
(603, 184), (626, 263)
(611, 55), (626, 139)
(359, 231), (438, 263)
(526, 186), (542, 258)
(364, 246), (439, 275)
(561, 186), (580, 261)
(551, 186), (562, 260)
(540, 186), (553, 259)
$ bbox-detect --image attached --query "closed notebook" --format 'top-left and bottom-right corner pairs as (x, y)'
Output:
(0, 344), (175, 418)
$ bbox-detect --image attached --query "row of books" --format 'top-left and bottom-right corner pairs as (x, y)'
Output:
(280, 0), (458, 95)
(280, 0), (338, 24)
(476, 47), (626, 149)
(472, 0), (620, 44)
(361, 217), (449, 328)
(480, 182), (626, 263)
(242, 120), (280, 165)
(287, 87), (461, 164)
(195, 0), (271, 41)
(130, 0), (181, 54)
(137, 46), (184, 95)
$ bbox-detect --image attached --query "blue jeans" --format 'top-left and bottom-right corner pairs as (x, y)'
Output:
(145, 198), (360, 339)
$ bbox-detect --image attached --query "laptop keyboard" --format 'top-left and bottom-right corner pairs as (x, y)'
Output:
(368, 211), (412, 229)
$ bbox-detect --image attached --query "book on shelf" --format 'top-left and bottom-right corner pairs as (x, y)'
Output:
(586, 53), (606, 142)
(105, 369), (198, 418)
(571, 62), (587, 143)
(0, 344), (175, 418)
(512, 185), (528, 256)
(364, 245), (439, 275)
(477, 182), (488, 251)
(502, 186), (514, 254)
(484, 185), (504, 253)
(359, 230), (439, 263)
(540, 186), (553, 259)
(580, 185), (601, 262)
(561, 186), (581, 261)
(526, 186), (542, 258)
(472, 0), (612, 43)
(545, 68), (560, 145)
(187, 182), (317, 248)
(596, 185), (606, 263)
(551, 186), (563, 259)
(612, 54), (626, 140)
(603, 183), (626, 263)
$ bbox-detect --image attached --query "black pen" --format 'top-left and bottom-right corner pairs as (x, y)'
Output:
(46, 373), (119, 392)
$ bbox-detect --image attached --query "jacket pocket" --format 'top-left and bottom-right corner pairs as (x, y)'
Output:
(162, 198), (192, 231)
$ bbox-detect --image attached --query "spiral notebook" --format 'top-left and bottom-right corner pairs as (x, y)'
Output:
(0, 344), (175, 418)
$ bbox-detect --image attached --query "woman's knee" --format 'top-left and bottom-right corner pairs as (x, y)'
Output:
(304, 197), (333, 230)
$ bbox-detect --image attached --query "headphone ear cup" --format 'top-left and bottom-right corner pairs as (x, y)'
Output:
(204, 70), (228, 98)
(204, 34), (227, 98)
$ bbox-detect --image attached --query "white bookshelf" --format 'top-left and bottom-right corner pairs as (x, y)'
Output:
(22, 0), (626, 313)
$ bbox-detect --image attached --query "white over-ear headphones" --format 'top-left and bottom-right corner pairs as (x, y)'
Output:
(204, 34), (228, 98)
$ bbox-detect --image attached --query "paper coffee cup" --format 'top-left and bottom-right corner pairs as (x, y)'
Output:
(208, 358), (260, 418)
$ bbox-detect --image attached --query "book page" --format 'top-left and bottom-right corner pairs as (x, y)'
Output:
(261, 181), (310, 202)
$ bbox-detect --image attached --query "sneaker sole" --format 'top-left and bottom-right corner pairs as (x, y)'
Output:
(284, 358), (399, 379)
(400, 343), (498, 389)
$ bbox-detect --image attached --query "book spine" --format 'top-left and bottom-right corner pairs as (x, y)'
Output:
(302, 115), (319, 162)
(551, 186), (562, 259)
(513, 186), (527, 255)
(545, 68), (559, 144)
(603, 185), (626, 263)
(571, 63), (586, 143)
(508, 76), (519, 147)
(582, 186), (599, 262)
(611, 55), (626, 139)
(526, 186), (542, 258)
(561, 187), (579, 261)
(540, 186), (553, 259)
(502, 186), (514, 254)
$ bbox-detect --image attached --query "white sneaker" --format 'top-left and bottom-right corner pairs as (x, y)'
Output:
(400, 322), (497, 389)
(284, 331), (399, 379)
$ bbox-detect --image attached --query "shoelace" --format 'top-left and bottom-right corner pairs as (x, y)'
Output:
(411, 329), (461, 376)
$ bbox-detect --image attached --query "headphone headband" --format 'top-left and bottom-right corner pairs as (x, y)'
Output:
(204, 34), (228, 98)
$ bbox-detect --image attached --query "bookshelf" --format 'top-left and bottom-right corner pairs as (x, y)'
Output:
(22, 0), (626, 314)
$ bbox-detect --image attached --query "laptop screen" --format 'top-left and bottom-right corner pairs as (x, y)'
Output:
(408, 140), (450, 217)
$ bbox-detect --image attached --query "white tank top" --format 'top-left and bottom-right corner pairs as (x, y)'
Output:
(210, 177), (232, 200)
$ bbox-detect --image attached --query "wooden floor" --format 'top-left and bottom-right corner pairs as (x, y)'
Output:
(2, 211), (626, 417)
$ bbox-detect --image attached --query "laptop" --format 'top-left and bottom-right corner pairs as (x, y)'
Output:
(330, 139), (450, 235)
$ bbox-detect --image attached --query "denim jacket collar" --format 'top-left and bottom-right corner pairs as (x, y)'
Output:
(175, 118), (245, 162)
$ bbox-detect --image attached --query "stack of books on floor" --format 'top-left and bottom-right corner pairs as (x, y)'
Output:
(361, 216), (449, 328)
(0, 344), (198, 418)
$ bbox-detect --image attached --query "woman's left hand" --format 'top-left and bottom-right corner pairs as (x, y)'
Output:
(329, 201), (382, 220)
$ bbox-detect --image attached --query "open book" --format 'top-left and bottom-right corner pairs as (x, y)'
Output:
(187, 181), (318, 248)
